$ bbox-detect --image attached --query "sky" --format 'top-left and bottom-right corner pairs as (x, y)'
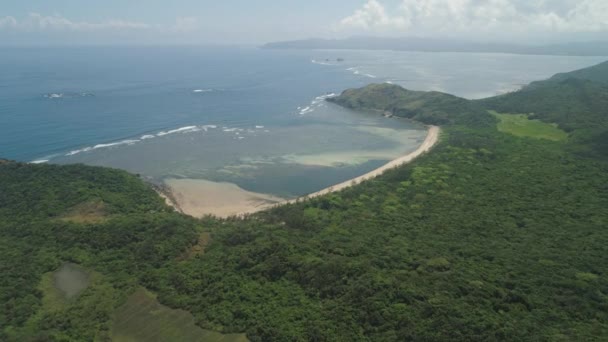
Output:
(0, 0), (607, 45)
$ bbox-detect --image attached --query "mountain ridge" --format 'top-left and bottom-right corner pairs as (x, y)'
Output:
(264, 36), (608, 57)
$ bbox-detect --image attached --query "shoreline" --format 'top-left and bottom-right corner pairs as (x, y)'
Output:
(161, 125), (440, 218)
(241, 125), (440, 215)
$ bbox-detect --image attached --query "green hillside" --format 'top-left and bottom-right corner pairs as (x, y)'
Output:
(3, 61), (608, 341)
(478, 61), (608, 156)
(549, 60), (608, 84)
(327, 83), (494, 127)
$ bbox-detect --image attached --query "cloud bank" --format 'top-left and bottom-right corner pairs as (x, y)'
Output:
(0, 13), (201, 33)
(0, 13), (150, 31)
(337, 0), (608, 36)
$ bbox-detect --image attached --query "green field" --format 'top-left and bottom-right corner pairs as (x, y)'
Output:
(491, 111), (569, 141)
(111, 288), (249, 342)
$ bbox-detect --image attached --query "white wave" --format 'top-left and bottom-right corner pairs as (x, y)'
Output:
(313, 93), (336, 103)
(66, 139), (139, 156)
(354, 70), (360, 75)
(193, 89), (213, 93)
(61, 123), (218, 158)
(364, 73), (377, 78)
(299, 106), (312, 115)
(346, 67), (357, 71)
(201, 125), (217, 131)
(298, 93), (338, 115)
(157, 126), (199, 137)
(93, 139), (139, 149)
(255, 125), (265, 129)
(44, 92), (93, 99)
(223, 128), (245, 133)
(30, 159), (49, 164)
(238, 136), (245, 140)
(311, 59), (333, 66)
(66, 147), (92, 156)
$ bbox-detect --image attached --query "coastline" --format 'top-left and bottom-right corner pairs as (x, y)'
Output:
(151, 183), (184, 214)
(162, 125), (440, 218)
(242, 125), (440, 215)
(162, 178), (285, 218)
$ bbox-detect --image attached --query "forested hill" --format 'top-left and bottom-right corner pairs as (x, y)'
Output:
(327, 83), (494, 127)
(549, 60), (608, 84)
(478, 60), (608, 156)
(3, 61), (608, 341)
(330, 60), (608, 155)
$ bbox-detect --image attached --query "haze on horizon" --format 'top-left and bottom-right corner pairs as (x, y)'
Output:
(0, 0), (607, 46)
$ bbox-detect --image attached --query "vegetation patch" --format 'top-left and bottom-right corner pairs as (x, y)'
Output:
(53, 263), (91, 300)
(59, 199), (109, 224)
(491, 111), (569, 141)
(110, 288), (249, 342)
(179, 232), (212, 260)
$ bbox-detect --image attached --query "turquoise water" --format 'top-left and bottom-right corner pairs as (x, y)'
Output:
(1, 47), (604, 196)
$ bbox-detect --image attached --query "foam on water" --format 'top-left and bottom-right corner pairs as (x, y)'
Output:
(201, 125), (217, 131)
(298, 93), (337, 115)
(30, 159), (49, 164)
(60, 125), (225, 157)
(67, 139), (138, 156)
(44, 92), (94, 99)
(157, 126), (199, 137)
(299, 106), (313, 115)
(58, 123), (277, 160)
(311, 59), (333, 66)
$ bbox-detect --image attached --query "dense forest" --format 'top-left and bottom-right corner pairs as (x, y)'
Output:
(2, 61), (608, 341)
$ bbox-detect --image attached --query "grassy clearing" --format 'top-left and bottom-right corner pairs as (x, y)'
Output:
(37, 263), (91, 311)
(491, 110), (568, 141)
(10, 264), (120, 340)
(178, 232), (212, 261)
(59, 199), (109, 224)
(111, 288), (249, 342)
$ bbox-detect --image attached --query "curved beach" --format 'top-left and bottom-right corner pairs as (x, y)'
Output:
(282, 125), (440, 203)
(163, 126), (440, 218)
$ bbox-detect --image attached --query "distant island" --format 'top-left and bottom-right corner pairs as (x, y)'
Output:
(263, 36), (608, 56)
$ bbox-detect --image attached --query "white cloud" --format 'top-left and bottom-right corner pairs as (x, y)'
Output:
(337, 0), (608, 35)
(0, 16), (18, 29)
(170, 17), (200, 32)
(339, 0), (408, 30)
(0, 13), (152, 32)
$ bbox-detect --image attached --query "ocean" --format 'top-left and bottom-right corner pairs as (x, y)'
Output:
(1, 46), (605, 198)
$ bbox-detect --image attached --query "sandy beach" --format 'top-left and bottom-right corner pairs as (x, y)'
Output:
(163, 178), (286, 218)
(163, 125), (440, 218)
(283, 125), (440, 203)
